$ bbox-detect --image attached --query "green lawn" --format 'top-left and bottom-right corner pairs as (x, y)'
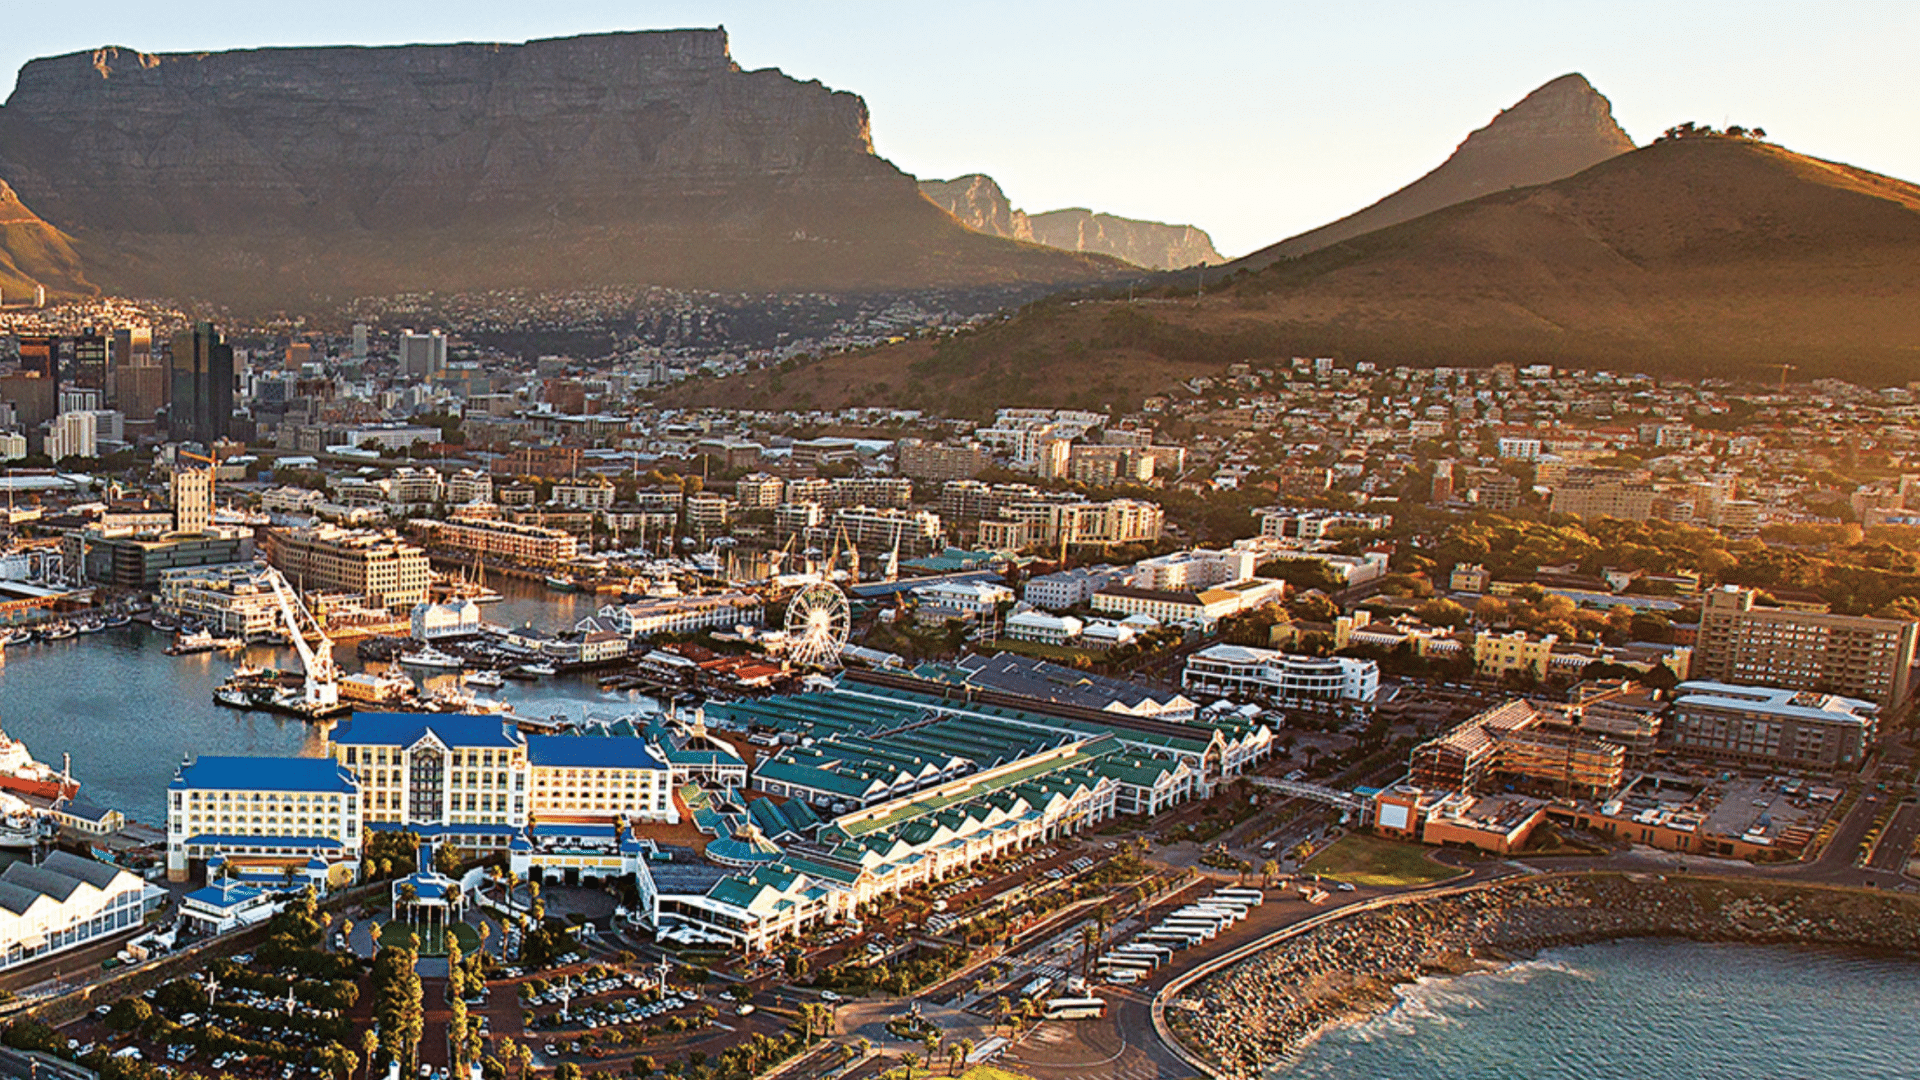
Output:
(1301, 832), (1467, 888)
(378, 919), (480, 956)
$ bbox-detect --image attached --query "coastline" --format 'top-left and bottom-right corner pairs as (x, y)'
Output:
(1162, 873), (1920, 1079)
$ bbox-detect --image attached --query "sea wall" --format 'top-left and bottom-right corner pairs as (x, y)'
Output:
(1165, 874), (1920, 1079)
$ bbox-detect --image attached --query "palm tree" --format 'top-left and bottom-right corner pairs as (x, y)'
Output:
(1261, 859), (1279, 888)
(360, 1029), (378, 1080)
(948, 1043), (965, 1075)
(1079, 923), (1099, 983)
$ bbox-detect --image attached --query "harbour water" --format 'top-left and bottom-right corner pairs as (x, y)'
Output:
(0, 578), (660, 826)
(1277, 937), (1920, 1079)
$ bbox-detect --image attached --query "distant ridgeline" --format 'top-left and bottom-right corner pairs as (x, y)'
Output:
(0, 30), (1123, 310)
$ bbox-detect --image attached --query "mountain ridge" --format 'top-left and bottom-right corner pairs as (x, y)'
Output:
(669, 137), (1920, 414)
(919, 173), (1222, 270)
(0, 31), (1124, 309)
(1233, 73), (1634, 271)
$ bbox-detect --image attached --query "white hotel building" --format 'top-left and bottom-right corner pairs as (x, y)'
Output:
(1183, 643), (1380, 705)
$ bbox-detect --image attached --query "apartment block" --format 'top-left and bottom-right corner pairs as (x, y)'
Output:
(263, 524), (432, 610)
(1694, 586), (1918, 707)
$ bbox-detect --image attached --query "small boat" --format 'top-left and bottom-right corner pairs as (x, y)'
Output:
(166, 629), (218, 655)
(544, 575), (581, 593)
(39, 623), (77, 641)
(398, 646), (464, 669)
(463, 669), (506, 689)
(1, 629), (30, 647)
(76, 618), (106, 635)
(102, 613), (132, 628)
(0, 814), (44, 851)
(213, 686), (255, 709)
(517, 662), (557, 678)
(150, 616), (179, 633)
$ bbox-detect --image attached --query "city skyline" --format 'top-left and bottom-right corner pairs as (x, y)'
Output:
(0, 1), (1914, 255)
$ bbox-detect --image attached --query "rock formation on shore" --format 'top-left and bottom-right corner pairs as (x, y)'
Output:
(920, 173), (1223, 270)
(0, 31), (1120, 308)
(1233, 73), (1634, 269)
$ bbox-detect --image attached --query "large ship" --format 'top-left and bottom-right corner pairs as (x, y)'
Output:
(0, 727), (77, 801)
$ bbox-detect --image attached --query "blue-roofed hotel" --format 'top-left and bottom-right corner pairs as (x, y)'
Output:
(166, 755), (361, 883)
(327, 713), (530, 848)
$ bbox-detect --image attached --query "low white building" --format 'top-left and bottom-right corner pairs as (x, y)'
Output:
(1021, 566), (1127, 611)
(0, 851), (164, 970)
(583, 593), (766, 640)
(411, 598), (483, 641)
(1183, 643), (1379, 704)
(1005, 610), (1084, 646)
(912, 580), (1014, 616)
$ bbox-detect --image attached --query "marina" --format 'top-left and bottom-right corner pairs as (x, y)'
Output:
(0, 577), (668, 828)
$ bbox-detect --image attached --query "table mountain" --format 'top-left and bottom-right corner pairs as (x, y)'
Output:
(0, 32), (1120, 309)
(1235, 73), (1634, 269)
(919, 173), (1222, 270)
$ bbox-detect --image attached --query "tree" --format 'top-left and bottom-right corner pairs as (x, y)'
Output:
(361, 1029), (379, 1080)
(556, 1063), (583, 1080)
(1414, 598), (1470, 629)
(1288, 593), (1339, 624)
(1261, 859), (1279, 888)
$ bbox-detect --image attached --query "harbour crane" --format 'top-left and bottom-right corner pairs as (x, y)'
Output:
(259, 564), (339, 707)
(1776, 363), (1798, 392)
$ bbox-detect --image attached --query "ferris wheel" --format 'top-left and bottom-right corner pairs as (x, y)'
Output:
(785, 581), (850, 669)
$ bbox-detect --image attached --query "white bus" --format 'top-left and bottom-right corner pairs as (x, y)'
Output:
(1212, 888), (1265, 907)
(1115, 943), (1172, 965)
(1135, 932), (1192, 950)
(1096, 955), (1155, 975)
(1159, 919), (1219, 941)
(1021, 976), (1055, 1000)
(1043, 997), (1109, 1020)
(1170, 908), (1234, 929)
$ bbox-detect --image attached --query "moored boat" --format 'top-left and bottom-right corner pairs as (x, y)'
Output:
(463, 669), (506, 689)
(0, 727), (77, 801)
(398, 645), (464, 669)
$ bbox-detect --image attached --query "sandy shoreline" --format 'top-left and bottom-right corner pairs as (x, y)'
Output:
(1164, 873), (1920, 1079)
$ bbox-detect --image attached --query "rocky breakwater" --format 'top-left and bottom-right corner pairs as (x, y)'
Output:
(1168, 874), (1920, 1079)
(0, 31), (1119, 307)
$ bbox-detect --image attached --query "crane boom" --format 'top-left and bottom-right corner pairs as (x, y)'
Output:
(259, 565), (338, 706)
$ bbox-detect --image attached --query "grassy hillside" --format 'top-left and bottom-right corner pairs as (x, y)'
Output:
(676, 137), (1920, 412)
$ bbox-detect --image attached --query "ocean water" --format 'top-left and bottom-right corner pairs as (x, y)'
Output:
(0, 578), (660, 826)
(1278, 938), (1920, 1079)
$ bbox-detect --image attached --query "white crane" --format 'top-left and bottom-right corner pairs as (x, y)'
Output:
(259, 565), (339, 707)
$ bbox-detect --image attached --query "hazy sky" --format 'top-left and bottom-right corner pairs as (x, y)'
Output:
(5, 1), (1915, 257)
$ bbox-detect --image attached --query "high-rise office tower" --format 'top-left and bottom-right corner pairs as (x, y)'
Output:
(107, 327), (153, 409)
(0, 372), (55, 453)
(398, 330), (446, 380)
(352, 323), (368, 361)
(73, 330), (107, 390)
(169, 322), (234, 445)
(16, 336), (56, 379)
